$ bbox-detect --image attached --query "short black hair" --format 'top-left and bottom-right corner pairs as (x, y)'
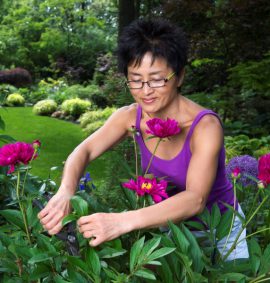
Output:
(117, 18), (188, 77)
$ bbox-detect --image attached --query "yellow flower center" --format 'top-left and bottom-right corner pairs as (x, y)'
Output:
(141, 182), (152, 190)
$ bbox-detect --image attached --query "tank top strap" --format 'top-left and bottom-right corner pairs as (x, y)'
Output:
(185, 110), (221, 142)
(136, 105), (142, 130)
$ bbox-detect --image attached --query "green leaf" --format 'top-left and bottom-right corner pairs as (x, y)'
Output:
(0, 134), (15, 143)
(71, 195), (89, 217)
(29, 264), (51, 280)
(98, 247), (126, 258)
(181, 224), (204, 272)
(210, 203), (221, 230)
(134, 269), (156, 280)
(168, 221), (189, 253)
(54, 275), (72, 283)
(120, 184), (137, 210)
(86, 247), (101, 276)
(197, 208), (211, 228)
(62, 214), (78, 226)
(185, 220), (206, 231)
(137, 237), (161, 264)
(0, 209), (25, 231)
(0, 231), (12, 246)
(28, 251), (58, 264)
(217, 272), (247, 281)
(159, 257), (174, 283)
(248, 238), (261, 276)
(147, 260), (162, 266)
(103, 268), (118, 280)
(259, 243), (270, 275)
(67, 266), (88, 283)
(216, 208), (234, 240)
(0, 116), (5, 130)
(147, 247), (176, 261)
(36, 234), (56, 253)
(175, 252), (194, 282)
(8, 244), (34, 260)
(67, 256), (88, 272)
(130, 236), (145, 272)
(0, 258), (18, 273)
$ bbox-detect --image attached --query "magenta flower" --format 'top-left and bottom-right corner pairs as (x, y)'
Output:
(0, 141), (39, 174)
(231, 167), (241, 179)
(258, 153), (270, 187)
(122, 176), (168, 203)
(146, 118), (181, 138)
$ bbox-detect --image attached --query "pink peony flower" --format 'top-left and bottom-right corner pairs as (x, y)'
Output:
(258, 153), (270, 187)
(122, 176), (168, 203)
(231, 167), (241, 179)
(146, 118), (181, 138)
(0, 141), (39, 174)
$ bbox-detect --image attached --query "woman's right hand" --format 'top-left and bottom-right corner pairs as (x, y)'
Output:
(38, 190), (72, 235)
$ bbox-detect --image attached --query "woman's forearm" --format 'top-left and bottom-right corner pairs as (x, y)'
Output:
(125, 190), (205, 232)
(58, 144), (90, 195)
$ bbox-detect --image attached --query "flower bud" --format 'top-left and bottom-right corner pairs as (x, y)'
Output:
(32, 140), (41, 149)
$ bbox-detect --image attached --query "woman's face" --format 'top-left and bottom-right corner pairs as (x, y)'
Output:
(127, 52), (182, 115)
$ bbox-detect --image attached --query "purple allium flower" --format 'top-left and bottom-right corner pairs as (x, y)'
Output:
(226, 155), (258, 187)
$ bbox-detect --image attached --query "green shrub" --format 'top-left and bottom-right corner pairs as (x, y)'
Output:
(225, 134), (270, 161)
(6, 93), (25, 106)
(33, 99), (58, 116)
(79, 107), (116, 135)
(61, 98), (91, 119)
(30, 78), (68, 104)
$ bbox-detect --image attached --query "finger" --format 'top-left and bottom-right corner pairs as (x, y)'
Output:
(40, 210), (56, 225)
(82, 230), (96, 239)
(42, 211), (65, 231)
(38, 207), (50, 219)
(89, 236), (102, 247)
(78, 223), (95, 233)
(47, 221), (63, 235)
(77, 215), (92, 226)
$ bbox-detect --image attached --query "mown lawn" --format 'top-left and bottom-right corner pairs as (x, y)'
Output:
(0, 107), (108, 185)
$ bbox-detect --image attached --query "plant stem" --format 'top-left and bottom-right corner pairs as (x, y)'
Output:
(132, 131), (138, 178)
(218, 178), (237, 261)
(222, 195), (268, 261)
(144, 138), (162, 176)
(16, 171), (31, 244)
(21, 148), (37, 197)
(247, 186), (264, 220)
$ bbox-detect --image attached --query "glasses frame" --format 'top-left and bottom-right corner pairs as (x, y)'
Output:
(126, 72), (175, 89)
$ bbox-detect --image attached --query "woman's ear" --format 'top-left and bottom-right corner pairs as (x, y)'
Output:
(177, 68), (185, 87)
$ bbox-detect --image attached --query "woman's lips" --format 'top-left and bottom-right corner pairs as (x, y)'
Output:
(142, 98), (156, 104)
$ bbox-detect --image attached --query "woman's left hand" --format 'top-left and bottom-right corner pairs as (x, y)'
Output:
(77, 212), (133, 246)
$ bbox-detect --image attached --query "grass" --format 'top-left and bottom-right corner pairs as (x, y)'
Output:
(0, 107), (108, 185)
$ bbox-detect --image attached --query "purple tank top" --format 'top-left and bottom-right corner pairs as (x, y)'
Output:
(135, 105), (237, 214)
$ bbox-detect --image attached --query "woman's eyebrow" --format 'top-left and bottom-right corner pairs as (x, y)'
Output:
(128, 71), (163, 76)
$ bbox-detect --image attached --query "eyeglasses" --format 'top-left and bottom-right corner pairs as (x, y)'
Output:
(126, 72), (175, 89)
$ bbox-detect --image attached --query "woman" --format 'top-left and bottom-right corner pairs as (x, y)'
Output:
(38, 18), (248, 260)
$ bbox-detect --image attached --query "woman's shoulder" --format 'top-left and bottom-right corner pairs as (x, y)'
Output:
(108, 103), (138, 127)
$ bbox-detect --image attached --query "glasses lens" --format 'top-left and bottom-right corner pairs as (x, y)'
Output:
(127, 81), (142, 89)
(148, 79), (165, 88)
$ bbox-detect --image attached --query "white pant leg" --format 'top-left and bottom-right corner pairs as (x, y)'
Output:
(217, 205), (249, 261)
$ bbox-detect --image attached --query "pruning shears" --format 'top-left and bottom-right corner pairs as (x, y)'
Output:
(33, 192), (80, 256)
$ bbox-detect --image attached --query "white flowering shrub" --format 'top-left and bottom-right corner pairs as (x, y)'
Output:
(6, 93), (25, 106)
(33, 99), (58, 116)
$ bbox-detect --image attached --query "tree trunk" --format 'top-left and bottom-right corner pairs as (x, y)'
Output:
(118, 0), (136, 37)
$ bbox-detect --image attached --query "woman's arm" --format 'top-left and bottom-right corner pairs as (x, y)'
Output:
(38, 106), (135, 234)
(78, 114), (224, 246)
